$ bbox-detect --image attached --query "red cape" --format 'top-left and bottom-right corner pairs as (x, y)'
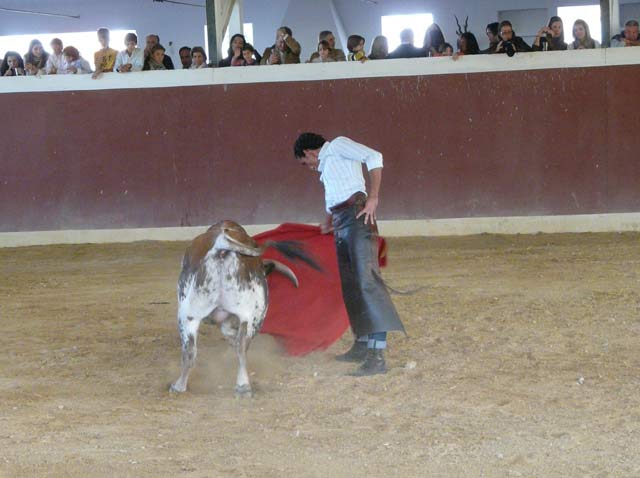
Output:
(253, 223), (387, 356)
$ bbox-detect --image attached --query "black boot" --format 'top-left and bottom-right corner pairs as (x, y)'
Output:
(335, 341), (368, 362)
(350, 349), (387, 376)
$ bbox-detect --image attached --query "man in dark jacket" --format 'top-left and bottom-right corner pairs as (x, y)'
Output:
(493, 21), (533, 54)
(387, 29), (424, 59)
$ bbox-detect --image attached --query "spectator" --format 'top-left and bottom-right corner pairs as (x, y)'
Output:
(423, 24), (446, 57)
(347, 35), (367, 62)
(241, 44), (259, 66)
(261, 27), (301, 65)
(438, 43), (454, 56)
(63, 46), (92, 74)
(482, 22), (500, 53)
(144, 44), (167, 70)
(457, 32), (480, 55)
(568, 19), (601, 49)
(179, 46), (192, 69)
(368, 35), (389, 60)
(611, 20), (640, 47)
(115, 33), (145, 72)
(308, 30), (345, 62)
(532, 16), (568, 51)
(493, 21), (533, 54)
(1, 52), (25, 76)
(190, 46), (208, 69)
(144, 34), (174, 69)
(310, 40), (335, 63)
(45, 38), (68, 74)
(219, 33), (245, 67)
(93, 28), (118, 78)
(24, 39), (49, 75)
(387, 28), (424, 59)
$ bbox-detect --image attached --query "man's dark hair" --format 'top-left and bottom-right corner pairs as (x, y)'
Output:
(347, 34), (365, 52)
(179, 46), (191, 54)
(319, 30), (333, 41)
(486, 22), (499, 36)
(626, 19), (639, 27)
(294, 133), (326, 158)
(125, 33), (138, 44)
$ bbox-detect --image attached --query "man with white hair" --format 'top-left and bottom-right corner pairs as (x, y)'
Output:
(387, 28), (424, 58)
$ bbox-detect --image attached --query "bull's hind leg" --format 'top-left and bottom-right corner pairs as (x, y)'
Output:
(234, 323), (253, 398)
(170, 315), (202, 393)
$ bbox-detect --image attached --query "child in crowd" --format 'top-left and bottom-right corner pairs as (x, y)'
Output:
(93, 28), (118, 78)
(63, 46), (93, 74)
(347, 35), (367, 62)
(311, 40), (334, 63)
(190, 46), (208, 69)
(1, 52), (25, 76)
(241, 44), (258, 65)
(24, 39), (49, 75)
(144, 44), (167, 70)
(46, 38), (68, 74)
(115, 33), (145, 73)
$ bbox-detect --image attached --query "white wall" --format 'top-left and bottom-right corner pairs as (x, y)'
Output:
(2, 0), (640, 63)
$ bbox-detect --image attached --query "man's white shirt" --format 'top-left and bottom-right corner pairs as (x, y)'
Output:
(317, 136), (383, 212)
(114, 48), (145, 72)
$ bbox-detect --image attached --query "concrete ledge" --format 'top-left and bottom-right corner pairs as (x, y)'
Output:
(2, 213), (640, 248)
(1, 48), (639, 94)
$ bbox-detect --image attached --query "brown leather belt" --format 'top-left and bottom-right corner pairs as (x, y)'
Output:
(329, 192), (367, 213)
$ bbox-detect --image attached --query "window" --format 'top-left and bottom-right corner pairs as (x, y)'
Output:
(557, 5), (602, 44)
(381, 13), (433, 51)
(0, 30), (135, 71)
(204, 23), (254, 59)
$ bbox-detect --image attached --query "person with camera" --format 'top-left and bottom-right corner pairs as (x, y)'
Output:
(493, 21), (533, 56)
(261, 27), (301, 65)
(532, 16), (568, 51)
(1, 52), (25, 77)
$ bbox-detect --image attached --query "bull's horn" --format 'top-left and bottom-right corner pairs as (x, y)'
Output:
(263, 259), (299, 288)
(216, 231), (263, 256)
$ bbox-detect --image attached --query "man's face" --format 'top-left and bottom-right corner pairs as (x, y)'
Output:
(146, 35), (158, 52)
(180, 49), (192, 67)
(325, 34), (336, 49)
(486, 29), (498, 44)
(51, 42), (62, 55)
(98, 32), (109, 48)
(500, 26), (514, 41)
(125, 40), (137, 52)
(625, 25), (639, 41)
(276, 38), (286, 51)
(298, 150), (320, 171)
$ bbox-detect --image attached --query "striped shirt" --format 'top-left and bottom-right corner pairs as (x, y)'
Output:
(317, 136), (384, 212)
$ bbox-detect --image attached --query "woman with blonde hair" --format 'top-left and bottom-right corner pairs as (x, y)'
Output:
(568, 19), (601, 49)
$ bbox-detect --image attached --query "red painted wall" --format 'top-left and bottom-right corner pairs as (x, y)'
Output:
(2, 65), (639, 232)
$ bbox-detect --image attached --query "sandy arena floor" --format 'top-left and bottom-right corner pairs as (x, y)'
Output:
(1, 232), (640, 477)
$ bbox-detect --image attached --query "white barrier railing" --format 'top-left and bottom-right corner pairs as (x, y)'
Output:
(1, 47), (639, 94)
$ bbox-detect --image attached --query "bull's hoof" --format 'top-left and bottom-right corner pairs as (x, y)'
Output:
(234, 384), (253, 398)
(169, 382), (186, 393)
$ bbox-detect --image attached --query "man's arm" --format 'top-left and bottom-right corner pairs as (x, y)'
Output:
(356, 167), (381, 225)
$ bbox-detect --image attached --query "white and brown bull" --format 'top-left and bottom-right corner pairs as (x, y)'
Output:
(170, 220), (319, 397)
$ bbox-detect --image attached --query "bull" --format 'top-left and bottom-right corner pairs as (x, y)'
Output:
(170, 220), (319, 397)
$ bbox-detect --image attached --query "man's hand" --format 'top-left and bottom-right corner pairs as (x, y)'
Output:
(319, 213), (333, 234)
(356, 196), (378, 225)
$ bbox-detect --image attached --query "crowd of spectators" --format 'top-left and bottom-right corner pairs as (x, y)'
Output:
(2, 16), (639, 78)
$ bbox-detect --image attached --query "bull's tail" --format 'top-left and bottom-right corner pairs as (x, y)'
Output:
(263, 240), (323, 272)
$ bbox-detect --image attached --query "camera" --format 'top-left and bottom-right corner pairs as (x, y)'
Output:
(539, 33), (552, 51)
(503, 40), (516, 57)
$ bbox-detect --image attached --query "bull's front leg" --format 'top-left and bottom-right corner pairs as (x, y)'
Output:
(234, 323), (252, 398)
(170, 315), (201, 393)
